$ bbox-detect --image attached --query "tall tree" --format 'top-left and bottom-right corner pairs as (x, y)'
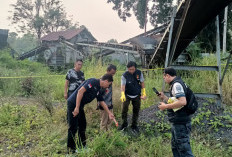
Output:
(107, 0), (232, 52)
(9, 0), (78, 39)
(107, 0), (181, 28)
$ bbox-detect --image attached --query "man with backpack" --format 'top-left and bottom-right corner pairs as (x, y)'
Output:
(158, 67), (195, 157)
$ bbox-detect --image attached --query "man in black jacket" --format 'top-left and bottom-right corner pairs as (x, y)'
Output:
(119, 61), (146, 133)
(158, 67), (194, 157)
(67, 74), (115, 153)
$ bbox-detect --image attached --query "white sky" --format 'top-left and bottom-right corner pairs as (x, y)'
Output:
(0, 0), (153, 42)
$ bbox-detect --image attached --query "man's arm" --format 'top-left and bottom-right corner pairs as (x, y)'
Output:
(64, 80), (69, 99)
(121, 85), (125, 92)
(140, 73), (146, 100)
(72, 86), (86, 117)
(99, 101), (115, 120)
(159, 97), (187, 111)
(120, 76), (126, 102)
(141, 82), (147, 100)
(141, 82), (145, 89)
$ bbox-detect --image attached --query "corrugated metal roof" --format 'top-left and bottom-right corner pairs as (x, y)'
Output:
(40, 28), (85, 41)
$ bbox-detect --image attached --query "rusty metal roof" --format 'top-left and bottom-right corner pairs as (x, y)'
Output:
(40, 28), (85, 41)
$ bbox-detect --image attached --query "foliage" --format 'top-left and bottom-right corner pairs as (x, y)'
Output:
(9, 0), (78, 39)
(186, 42), (203, 60)
(1, 49), (232, 156)
(107, 0), (182, 28)
(7, 32), (39, 55)
(107, 0), (232, 52)
(107, 39), (118, 43)
(0, 100), (231, 156)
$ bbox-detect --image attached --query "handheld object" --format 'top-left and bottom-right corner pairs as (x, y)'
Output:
(152, 87), (160, 96)
(113, 118), (118, 127)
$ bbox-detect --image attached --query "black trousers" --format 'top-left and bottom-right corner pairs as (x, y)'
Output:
(66, 91), (75, 123)
(171, 122), (194, 157)
(67, 102), (86, 150)
(121, 95), (141, 127)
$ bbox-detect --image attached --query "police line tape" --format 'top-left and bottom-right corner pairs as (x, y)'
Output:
(0, 64), (231, 79)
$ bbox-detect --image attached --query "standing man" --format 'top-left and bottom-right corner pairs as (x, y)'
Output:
(158, 67), (194, 157)
(119, 61), (146, 133)
(97, 64), (117, 131)
(64, 59), (85, 99)
(67, 74), (115, 153)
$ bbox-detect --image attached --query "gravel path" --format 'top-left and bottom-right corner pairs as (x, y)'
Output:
(133, 98), (232, 146)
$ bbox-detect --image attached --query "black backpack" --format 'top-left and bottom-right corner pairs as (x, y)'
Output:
(171, 80), (198, 115)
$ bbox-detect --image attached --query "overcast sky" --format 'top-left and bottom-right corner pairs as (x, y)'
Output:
(0, 0), (153, 42)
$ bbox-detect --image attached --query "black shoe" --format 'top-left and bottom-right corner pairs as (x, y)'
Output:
(119, 123), (128, 131)
(131, 125), (140, 134)
(67, 147), (75, 154)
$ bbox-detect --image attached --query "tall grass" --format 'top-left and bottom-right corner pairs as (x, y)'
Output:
(1, 49), (232, 107)
(1, 100), (231, 157)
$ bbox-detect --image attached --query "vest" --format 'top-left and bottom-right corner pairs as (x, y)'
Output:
(123, 69), (142, 96)
(167, 77), (191, 124)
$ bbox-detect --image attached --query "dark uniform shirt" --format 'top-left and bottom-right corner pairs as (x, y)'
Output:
(121, 69), (144, 97)
(98, 84), (113, 110)
(66, 69), (85, 92)
(168, 77), (191, 124)
(67, 78), (104, 108)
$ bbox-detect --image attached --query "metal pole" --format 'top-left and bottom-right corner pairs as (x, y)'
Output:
(163, 6), (177, 91)
(169, 0), (191, 65)
(164, 6), (177, 69)
(215, 16), (222, 106)
(223, 6), (228, 54)
(220, 52), (231, 85)
(127, 52), (129, 64)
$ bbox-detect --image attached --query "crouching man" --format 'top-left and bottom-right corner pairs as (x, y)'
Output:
(67, 74), (115, 153)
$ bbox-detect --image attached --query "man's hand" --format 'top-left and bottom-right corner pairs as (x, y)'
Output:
(158, 102), (168, 111)
(72, 107), (79, 117)
(108, 112), (115, 120)
(120, 91), (126, 102)
(158, 92), (166, 100)
(141, 95), (147, 100)
(64, 93), (68, 100)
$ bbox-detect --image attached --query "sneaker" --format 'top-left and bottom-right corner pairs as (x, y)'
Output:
(67, 147), (75, 154)
(118, 123), (128, 131)
(131, 125), (140, 134)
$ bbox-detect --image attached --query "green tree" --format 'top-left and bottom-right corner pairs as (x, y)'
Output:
(8, 32), (38, 55)
(107, 0), (232, 53)
(107, 0), (181, 28)
(9, 0), (78, 39)
(107, 39), (118, 43)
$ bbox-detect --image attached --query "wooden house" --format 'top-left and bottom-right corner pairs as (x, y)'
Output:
(40, 27), (96, 67)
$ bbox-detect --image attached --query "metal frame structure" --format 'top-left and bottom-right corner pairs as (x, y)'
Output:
(163, 10), (228, 105)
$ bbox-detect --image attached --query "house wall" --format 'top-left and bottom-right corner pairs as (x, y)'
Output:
(43, 30), (96, 67)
